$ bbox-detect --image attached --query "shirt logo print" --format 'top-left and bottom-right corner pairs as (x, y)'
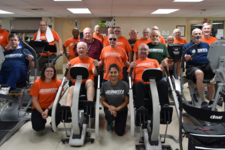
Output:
(40, 88), (57, 94)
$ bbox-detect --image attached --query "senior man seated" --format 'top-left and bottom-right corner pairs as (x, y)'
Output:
(183, 28), (215, 107)
(65, 42), (98, 107)
(127, 43), (169, 109)
(0, 33), (34, 95)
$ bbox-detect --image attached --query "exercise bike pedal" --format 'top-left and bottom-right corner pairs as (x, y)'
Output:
(139, 137), (144, 143)
(136, 144), (145, 150)
(61, 138), (69, 144)
(85, 138), (94, 144)
(59, 106), (72, 123)
(82, 101), (95, 118)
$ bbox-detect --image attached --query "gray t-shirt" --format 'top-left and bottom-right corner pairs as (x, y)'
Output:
(100, 79), (129, 111)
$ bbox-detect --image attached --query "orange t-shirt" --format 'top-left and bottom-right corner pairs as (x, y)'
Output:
(100, 46), (128, 80)
(159, 36), (166, 45)
(133, 38), (152, 59)
(69, 56), (95, 84)
(93, 33), (104, 44)
(0, 29), (9, 48)
(30, 78), (63, 109)
(64, 37), (80, 60)
(201, 36), (218, 45)
(103, 35), (109, 46)
(174, 38), (187, 44)
(33, 29), (60, 56)
(127, 58), (160, 85)
(105, 36), (132, 53)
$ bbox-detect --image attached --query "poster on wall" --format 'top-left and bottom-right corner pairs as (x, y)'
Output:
(176, 25), (185, 37)
(162, 30), (169, 36)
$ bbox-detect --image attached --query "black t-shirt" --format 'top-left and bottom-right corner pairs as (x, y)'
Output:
(128, 39), (137, 49)
(100, 79), (129, 111)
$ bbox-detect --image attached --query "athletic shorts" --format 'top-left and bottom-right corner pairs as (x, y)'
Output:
(186, 63), (214, 83)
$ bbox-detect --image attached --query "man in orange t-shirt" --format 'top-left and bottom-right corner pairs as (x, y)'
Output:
(104, 27), (132, 62)
(201, 23), (217, 45)
(127, 43), (169, 109)
(0, 21), (10, 49)
(133, 28), (152, 60)
(152, 26), (166, 45)
(103, 27), (114, 46)
(173, 28), (187, 77)
(33, 20), (63, 71)
(63, 28), (80, 60)
(173, 29), (187, 44)
(93, 25), (104, 44)
(65, 42), (98, 107)
(99, 33), (130, 82)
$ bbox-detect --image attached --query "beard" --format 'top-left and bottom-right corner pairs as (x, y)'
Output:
(193, 37), (202, 43)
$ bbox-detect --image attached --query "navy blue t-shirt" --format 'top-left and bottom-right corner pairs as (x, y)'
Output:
(183, 41), (209, 67)
(1, 48), (33, 73)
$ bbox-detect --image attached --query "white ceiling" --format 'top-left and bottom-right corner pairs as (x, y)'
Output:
(0, 0), (224, 18)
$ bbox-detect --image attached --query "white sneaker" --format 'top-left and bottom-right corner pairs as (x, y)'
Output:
(0, 87), (10, 95)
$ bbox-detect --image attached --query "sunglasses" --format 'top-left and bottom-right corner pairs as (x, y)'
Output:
(109, 38), (117, 41)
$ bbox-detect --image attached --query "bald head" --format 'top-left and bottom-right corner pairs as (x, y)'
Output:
(108, 27), (114, 34)
(94, 25), (101, 35)
(167, 36), (174, 45)
(152, 26), (159, 31)
(83, 27), (93, 42)
(129, 29), (137, 40)
(39, 20), (47, 32)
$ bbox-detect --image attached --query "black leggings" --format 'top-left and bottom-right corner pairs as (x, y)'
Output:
(31, 104), (61, 131)
(133, 81), (169, 109)
(104, 108), (128, 136)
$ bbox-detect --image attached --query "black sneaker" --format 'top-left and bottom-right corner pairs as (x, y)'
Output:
(208, 101), (214, 106)
(201, 102), (208, 108)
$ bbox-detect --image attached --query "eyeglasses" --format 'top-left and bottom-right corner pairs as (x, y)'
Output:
(84, 32), (92, 35)
(45, 70), (54, 73)
(109, 38), (117, 41)
(114, 30), (121, 32)
(139, 49), (148, 52)
(40, 24), (46, 26)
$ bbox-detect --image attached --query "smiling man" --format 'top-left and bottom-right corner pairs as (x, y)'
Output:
(201, 23), (217, 45)
(65, 41), (99, 107)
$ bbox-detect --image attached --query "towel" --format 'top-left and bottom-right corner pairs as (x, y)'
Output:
(36, 26), (54, 42)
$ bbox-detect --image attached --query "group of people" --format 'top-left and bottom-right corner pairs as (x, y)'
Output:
(0, 18), (217, 136)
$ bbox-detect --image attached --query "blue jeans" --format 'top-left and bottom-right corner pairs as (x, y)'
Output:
(0, 65), (28, 89)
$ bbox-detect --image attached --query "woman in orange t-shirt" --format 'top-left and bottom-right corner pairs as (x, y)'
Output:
(30, 63), (62, 132)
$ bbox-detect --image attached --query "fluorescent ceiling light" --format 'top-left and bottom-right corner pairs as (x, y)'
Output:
(212, 23), (223, 25)
(174, 0), (204, 2)
(54, 0), (81, 1)
(0, 10), (14, 14)
(151, 9), (179, 14)
(67, 8), (91, 14)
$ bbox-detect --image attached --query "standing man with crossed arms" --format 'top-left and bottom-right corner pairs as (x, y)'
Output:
(63, 28), (80, 60)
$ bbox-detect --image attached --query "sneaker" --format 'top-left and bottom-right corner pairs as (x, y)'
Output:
(208, 101), (214, 106)
(0, 87), (10, 95)
(106, 122), (113, 133)
(201, 102), (208, 108)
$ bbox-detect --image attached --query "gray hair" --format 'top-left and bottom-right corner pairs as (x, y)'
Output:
(173, 28), (180, 34)
(77, 41), (88, 49)
(167, 36), (174, 40)
(151, 30), (160, 36)
(202, 23), (212, 28)
(130, 29), (137, 34)
(142, 28), (151, 33)
(108, 33), (118, 40)
(138, 43), (149, 51)
(192, 28), (202, 35)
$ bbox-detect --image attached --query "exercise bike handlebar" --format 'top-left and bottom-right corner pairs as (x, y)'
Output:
(21, 40), (37, 69)
(182, 43), (198, 60)
(51, 53), (62, 65)
(164, 66), (170, 77)
(96, 66), (100, 75)
(129, 67), (134, 77)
